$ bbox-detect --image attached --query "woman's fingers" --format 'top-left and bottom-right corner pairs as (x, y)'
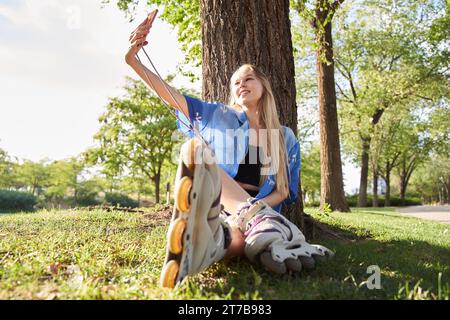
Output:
(130, 27), (148, 38)
(127, 9), (157, 55)
(130, 24), (150, 40)
(129, 33), (148, 45)
(129, 32), (146, 42)
(129, 25), (151, 41)
(130, 33), (149, 46)
(129, 30), (149, 42)
(130, 39), (144, 49)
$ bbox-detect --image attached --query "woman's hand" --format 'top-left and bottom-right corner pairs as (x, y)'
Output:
(125, 9), (158, 64)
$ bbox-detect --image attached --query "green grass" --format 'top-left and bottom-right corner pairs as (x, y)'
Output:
(0, 206), (449, 300)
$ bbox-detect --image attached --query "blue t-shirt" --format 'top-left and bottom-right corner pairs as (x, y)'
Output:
(176, 95), (301, 213)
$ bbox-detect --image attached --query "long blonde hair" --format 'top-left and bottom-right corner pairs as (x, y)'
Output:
(228, 64), (289, 198)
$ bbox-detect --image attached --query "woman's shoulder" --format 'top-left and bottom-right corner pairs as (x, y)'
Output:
(281, 126), (296, 140)
(184, 95), (239, 116)
(184, 94), (224, 108)
(281, 126), (299, 149)
(183, 94), (247, 127)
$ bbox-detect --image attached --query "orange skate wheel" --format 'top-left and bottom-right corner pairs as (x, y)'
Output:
(160, 260), (179, 288)
(175, 176), (193, 212)
(168, 217), (187, 254)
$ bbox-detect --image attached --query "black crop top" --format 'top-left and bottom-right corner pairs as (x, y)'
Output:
(234, 145), (262, 197)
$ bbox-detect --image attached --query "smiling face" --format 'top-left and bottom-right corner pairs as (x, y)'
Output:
(231, 67), (264, 109)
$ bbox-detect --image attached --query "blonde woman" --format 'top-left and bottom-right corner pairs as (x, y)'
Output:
(126, 11), (333, 288)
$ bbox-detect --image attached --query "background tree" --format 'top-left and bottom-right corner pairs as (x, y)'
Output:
(292, 0), (349, 212)
(46, 158), (84, 207)
(410, 154), (450, 204)
(395, 114), (433, 205)
(91, 78), (177, 203)
(300, 143), (321, 205)
(334, 0), (448, 206)
(371, 111), (404, 207)
(15, 160), (50, 196)
(0, 148), (16, 189)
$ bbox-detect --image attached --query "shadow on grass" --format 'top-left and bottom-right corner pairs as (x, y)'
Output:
(178, 218), (450, 300)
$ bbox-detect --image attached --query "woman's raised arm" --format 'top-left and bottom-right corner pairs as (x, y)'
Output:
(125, 10), (188, 116)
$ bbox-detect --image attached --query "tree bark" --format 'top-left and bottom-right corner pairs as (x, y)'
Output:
(200, 0), (305, 225)
(398, 155), (418, 206)
(384, 164), (391, 207)
(137, 190), (141, 207)
(315, 3), (349, 212)
(447, 182), (450, 205)
(357, 107), (385, 208)
(154, 171), (160, 204)
(358, 137), (370, 207)
(399, 158), (407, 206)
(372, 168), (379, 207)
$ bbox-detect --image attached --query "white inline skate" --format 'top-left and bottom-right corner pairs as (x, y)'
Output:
(160, 138), (231, 288)
(227, 200), (334, 274)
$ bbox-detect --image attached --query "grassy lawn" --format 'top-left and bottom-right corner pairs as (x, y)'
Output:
(0, 205), (448, 300)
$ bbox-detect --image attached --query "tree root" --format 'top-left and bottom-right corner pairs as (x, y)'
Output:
(302, 213), (354, 242)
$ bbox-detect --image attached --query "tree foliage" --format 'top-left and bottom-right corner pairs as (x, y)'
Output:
(89, 77), (178, 203)
(300, 143), (321, 204)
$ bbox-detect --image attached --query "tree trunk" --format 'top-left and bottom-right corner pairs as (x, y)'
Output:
(154, 172), (161, 204)
(137, 190), (141, 207)
(372, 169), (379, 207)
(447, 183), (450, 205)
(399, 162), (407, 206)
(200, 0), (305, 225)
(399, 181), (406, 206)
(315, 4), (349, 212)
(358, 137), (370, 207)
(384, 167), (391, 207)
(399, 156), (417, 207)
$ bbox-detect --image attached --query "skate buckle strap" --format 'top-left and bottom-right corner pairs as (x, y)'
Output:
(233, 200), (268, 233)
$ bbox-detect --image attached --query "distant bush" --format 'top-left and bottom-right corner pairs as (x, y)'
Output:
(75, 195), (101, 207)
(346, 195), (422, 207)
(0, 189), (37, 212)
(387, 196), (422, 207)
(105, 192), (139, 208)
(305, 195), (422, 208)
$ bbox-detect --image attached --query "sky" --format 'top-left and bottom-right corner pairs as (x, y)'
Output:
(0, 0), (361, 194)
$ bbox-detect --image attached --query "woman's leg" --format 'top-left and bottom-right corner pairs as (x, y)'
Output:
(219, 168), (249, 259)
(219, 168), (250, 213)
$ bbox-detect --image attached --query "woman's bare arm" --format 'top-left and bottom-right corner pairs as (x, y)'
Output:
(125, 10), (188, 116)
(259, 189), (287, 208)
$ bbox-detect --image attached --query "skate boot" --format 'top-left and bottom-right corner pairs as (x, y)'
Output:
(160, 138), (231, 288)
(227, 200), (334, 274)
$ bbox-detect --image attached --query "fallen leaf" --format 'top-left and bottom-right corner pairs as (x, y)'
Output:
(48, 262), (63, 275)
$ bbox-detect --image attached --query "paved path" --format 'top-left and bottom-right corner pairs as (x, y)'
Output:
(397, 205), (450, 223)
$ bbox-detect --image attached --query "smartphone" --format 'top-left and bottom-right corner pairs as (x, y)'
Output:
(147, 9), (158, 25)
